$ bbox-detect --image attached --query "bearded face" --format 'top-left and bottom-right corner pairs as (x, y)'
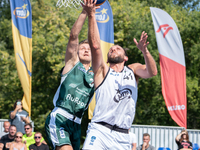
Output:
(107, 54), (124, 64)
(107, 45), (126, 64)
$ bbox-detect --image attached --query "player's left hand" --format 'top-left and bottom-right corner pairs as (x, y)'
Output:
(134, 31), (149, 53)
(82, 0), (100, 15)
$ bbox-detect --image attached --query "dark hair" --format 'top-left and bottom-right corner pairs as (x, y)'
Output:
(79, 39), (89, 45)
(108, 45), (128, 56)
(122, 47), (128, 57)
(24, 123), (32, 128)
(180, 129), (190, 142)
(14, 99), (23, 109)
(9, 125), (17, 129)
(143, 133), (150, 137)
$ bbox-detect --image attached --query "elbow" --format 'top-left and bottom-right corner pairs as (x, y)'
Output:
(69, 32), (78, 40)
(90, 41), (100, 51)
(151, 65), (158, 77)
(148, 69), (157, 77)
(152, 69), (158, 76)
(10, 114), (14, 119)
(93, 44), (100, 51)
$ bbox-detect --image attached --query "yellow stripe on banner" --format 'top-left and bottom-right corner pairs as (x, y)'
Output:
(88, 40), (114, 119)
(12, 21), (32, 116)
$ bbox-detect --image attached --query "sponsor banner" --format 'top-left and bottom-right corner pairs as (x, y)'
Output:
(88, 0), (114, 119)
(150, 7), (187, 128)
(10, 0), (32, 116)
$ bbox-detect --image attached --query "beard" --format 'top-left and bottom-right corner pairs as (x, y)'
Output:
(9, 133), (15, 138)
(108, 55), (124, 64)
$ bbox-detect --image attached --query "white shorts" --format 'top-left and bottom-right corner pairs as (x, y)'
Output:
(83, 122), (131, 150)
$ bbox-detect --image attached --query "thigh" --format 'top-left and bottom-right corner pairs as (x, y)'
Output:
(45, 114), (54, 149)
(70, 123), (81, 150)
(82, 127), (107, 150)
(45, 112), (72, 149)
(56, 145), (73, 150)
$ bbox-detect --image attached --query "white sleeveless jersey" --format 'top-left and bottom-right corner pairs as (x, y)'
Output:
(91, 66), (138, 129)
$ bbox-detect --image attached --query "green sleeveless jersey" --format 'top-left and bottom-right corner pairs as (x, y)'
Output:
(53, 62), (94, 118)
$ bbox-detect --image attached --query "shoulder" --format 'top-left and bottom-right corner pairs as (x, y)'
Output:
(22, 134), (27, 138)
(188, 141), (193, 145)
(41, 143), (49, 149)
(29, 144), (35, 148)
(22, 110), (28, 114)
(0, 135), (5, 140)
(1, 134), (8, 140)
(31, 132), (36, 138)
(62, 61), (80, 75)
(42, 143), (49, 147)
(149, 145), (155, 149)
(128, 63), (143, 71)
(176, 140), (180, 145)
(136, 145), (142, 150)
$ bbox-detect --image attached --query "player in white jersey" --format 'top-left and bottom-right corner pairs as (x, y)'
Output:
(82, 0), (158, 149)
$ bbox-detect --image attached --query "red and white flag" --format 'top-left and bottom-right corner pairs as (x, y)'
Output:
(150, 7), (187, 128)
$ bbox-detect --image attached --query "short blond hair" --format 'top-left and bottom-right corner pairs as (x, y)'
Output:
(15, 132), (23, 142)
(79, 39), (88, 46)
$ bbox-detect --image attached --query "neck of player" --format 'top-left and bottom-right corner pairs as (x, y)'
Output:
(109, 63), (125, 72)
(82, 63), (90, 71)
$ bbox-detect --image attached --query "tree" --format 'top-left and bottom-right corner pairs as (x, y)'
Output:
(173, 0), (200, 10)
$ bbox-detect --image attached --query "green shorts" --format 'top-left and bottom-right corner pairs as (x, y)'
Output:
(45, 108), (81, 150)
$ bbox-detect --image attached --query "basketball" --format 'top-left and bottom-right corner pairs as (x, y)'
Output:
(95, 0), (106, 6)
(86, 0), (106, 6)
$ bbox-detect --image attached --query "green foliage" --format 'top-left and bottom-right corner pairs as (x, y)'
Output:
(173, 0), (200, 10)
(0, 0), (199, 148)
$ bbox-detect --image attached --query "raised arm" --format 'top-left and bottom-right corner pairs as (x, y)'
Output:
(10, 105), (21, 119)
(84, 0), (108, 88)
(129, 31), (157, 79)
(62, 9), (88, 75)
(175, 132), (183, 142)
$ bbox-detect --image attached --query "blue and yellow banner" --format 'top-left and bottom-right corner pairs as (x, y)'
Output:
(88, 0), (114, 119)
(10, 0), (32, 116)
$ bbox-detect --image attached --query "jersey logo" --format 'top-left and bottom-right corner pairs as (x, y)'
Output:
(78, 66), (87, 73)
(113, 88), (132, 103)
(69, 83), (77, 88)
(88, 70), (94, 76)
(89, 136), (96, 145)
(65, 94), (87, 107)
(89, 78), (94, 87)
(59, 127), (66, 139)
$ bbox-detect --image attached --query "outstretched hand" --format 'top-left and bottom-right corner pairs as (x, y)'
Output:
(82, 0), (100, 15)
(134, 31), (149, 53)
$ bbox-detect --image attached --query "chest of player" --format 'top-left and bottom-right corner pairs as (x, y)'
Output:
(58, 64), (94, 109)
(99, 67), (137, 102)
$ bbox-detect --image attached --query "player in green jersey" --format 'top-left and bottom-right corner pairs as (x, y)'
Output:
(45, 6), (94, 150)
